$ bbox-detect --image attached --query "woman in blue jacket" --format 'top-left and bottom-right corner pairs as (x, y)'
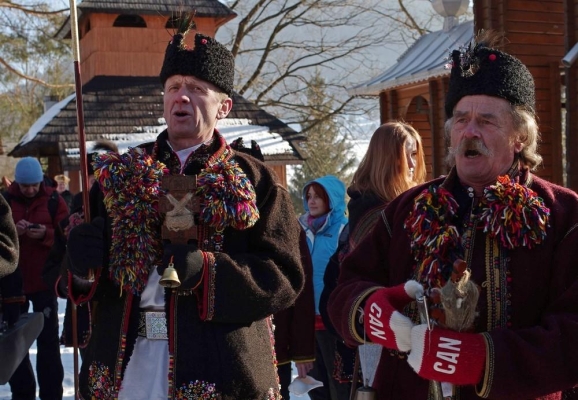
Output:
(298, 175), (348, 400)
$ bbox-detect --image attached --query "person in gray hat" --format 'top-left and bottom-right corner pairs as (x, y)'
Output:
(328, 31), (578, 399)
(2, 156), (68, 400)
(66, 17), (304, 400)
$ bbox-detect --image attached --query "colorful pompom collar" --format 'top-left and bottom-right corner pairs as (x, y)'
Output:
(404, 170), (550, 290)
(93, 133), (260, 295)
(195, 135), (260, 231)
(94, 148), (168, 295)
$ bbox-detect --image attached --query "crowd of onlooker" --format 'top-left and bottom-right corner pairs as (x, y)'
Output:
(0, 117), (426, 400)
(0, 141), (115, 400)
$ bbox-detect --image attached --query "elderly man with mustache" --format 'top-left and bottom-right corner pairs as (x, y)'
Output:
(328, 30), (578, 400)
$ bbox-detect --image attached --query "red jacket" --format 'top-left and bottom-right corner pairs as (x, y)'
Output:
(329, 168), (578, 400)
(7, 183), (68, 294)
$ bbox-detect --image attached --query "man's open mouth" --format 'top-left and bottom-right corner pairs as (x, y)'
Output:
(465, 149), (481, 157)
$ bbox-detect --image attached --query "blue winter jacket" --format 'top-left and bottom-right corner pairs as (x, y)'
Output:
(298, 175), (347, 314)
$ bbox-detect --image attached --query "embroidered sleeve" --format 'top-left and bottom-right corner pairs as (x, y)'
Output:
(196, 252), (216, 321)
(349, 286), (383, 343)
(476, 332), (494, 398)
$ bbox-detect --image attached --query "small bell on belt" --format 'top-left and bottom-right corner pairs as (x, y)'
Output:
(355, 384), (377, 400)
(159, 257), (181, 288)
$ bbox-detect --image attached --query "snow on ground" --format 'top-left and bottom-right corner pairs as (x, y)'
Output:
(0, 298), (310, 400)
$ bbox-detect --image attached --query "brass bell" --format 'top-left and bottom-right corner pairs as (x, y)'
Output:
(159, 261), (181, 288)
(355, 386), (377, 400)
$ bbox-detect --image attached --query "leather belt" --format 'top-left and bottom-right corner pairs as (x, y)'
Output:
(138, 310), (168, 340)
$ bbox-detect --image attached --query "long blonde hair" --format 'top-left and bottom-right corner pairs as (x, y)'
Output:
(349, 121), (426, 202)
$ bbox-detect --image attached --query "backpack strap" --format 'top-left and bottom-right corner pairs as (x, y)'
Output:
(47, 191), (59, 220)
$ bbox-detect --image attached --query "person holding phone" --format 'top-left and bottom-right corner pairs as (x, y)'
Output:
(2, 157), (69, 400)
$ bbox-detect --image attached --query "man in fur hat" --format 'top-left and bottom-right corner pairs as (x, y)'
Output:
(328, 31), (578, 399)
(66, 22), (304, 400)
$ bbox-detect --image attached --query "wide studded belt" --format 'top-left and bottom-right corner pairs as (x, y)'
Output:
(138, 310), (168, 340)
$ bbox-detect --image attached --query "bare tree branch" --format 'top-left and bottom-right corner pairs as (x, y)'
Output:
(220, 0), (444, 133)
(0, 56), (73, 89)
(0, 1), (67, 16)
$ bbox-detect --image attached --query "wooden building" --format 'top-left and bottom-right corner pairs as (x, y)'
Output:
(348, 20), (472, 180)
(351, 0), (578, 191)
(8, 0), (306, 191)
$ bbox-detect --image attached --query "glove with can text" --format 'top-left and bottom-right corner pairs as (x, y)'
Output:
(407, 324), (486, 386)
(363, 280), (423, 352)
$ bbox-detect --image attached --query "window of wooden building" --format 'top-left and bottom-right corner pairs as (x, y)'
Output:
(113, 14), (147, 28)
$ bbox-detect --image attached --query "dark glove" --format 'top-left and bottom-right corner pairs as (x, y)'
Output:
(70, 273), (94, 295)
(58, 269), (94, 298)
(67, 217), (105, 277)
(158, 243), (204, 290)
(2, 301), (22, 327)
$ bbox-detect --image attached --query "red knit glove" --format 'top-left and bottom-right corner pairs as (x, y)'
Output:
(363, 280), (423, 352)
(407, 324), (486, 385)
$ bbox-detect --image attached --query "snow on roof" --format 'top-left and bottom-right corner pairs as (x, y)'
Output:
(19, 93), (76, 146)
(217, 119), (294, 155)
(63, 118), (294, 159)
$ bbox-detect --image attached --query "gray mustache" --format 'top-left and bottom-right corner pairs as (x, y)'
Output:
(449, 139), (492, 158)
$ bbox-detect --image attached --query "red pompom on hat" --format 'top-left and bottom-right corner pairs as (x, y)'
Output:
(444, 32), (535, 118)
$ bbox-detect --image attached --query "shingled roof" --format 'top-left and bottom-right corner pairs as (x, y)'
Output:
(76, 0), (235, 15)
(55, 0), (237, 39)
(8, 76), (306, 168)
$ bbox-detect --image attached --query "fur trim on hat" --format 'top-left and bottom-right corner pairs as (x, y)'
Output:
(159, 33), (234, 96)
(444, 34), (535, 118)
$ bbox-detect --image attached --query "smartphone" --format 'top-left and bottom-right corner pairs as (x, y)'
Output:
(28, 224), (41, 229)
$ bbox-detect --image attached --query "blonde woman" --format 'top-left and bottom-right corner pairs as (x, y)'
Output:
(319, 121), (427, 391)
(347, 121), (426, 244)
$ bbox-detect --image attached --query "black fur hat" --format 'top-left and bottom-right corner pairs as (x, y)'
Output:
(444, 37), (535, 118)
(159, 32), (234, 96)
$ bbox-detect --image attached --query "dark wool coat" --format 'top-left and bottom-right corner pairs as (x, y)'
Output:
(345, 189), (387, 245)
(328, 168), (578, 400)
(273, 228), (315, 366)
(76, 131), (304, 400)
(0, 192), (21, 316)
(42, 203), (92, 348)
(0, 193), (18, 279)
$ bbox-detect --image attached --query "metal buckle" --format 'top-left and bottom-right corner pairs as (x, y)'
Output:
(139, 311), (167, 340)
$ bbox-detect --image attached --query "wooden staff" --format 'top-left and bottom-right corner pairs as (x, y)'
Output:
(68, 0), (90, 398)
